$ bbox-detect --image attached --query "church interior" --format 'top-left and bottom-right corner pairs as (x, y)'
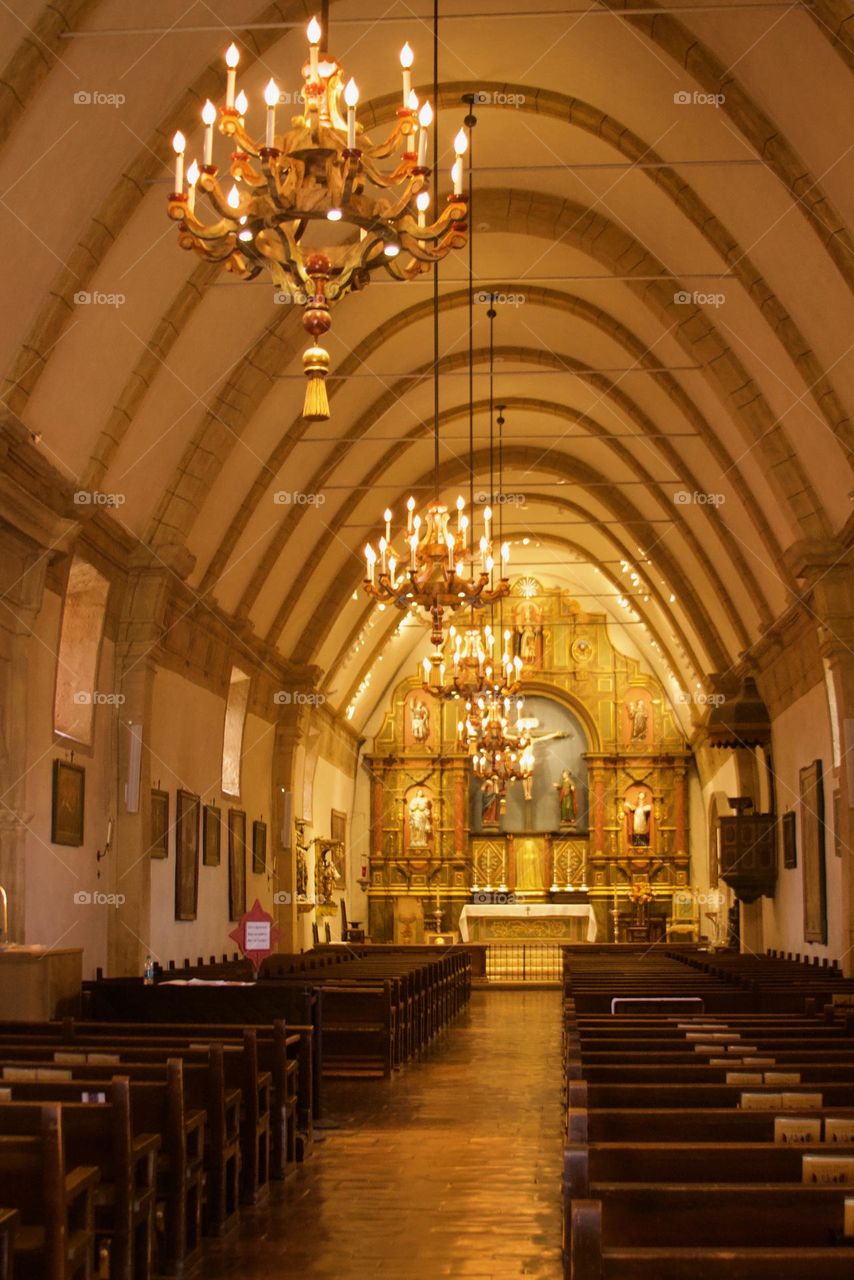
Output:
(0, 0), (853, 1276)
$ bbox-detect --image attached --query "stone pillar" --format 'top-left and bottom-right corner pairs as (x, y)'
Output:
(271, 716), (302, 952)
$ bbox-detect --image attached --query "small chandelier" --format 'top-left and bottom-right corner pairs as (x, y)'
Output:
(363, 498), (509, 644)
(467, 694), (534, 789)
(421, 622), (522, 701)
(167, 19), (468, 421)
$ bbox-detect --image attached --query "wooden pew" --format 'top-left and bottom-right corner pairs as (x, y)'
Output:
(0, 1104), (100, 1280)
(0, 1080), (158, 1280)
(0, 1208), (18, 1280)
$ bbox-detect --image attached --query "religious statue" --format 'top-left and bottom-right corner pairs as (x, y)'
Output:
(555, 769), (577, 828)
(408, 788), (433, 848)
(317, 841), (340, 904)
(627, 697), (649, 741)
(295, 822), (309, 899)
(624, 790), (652, 846)
(481, 776), (503, 827)
(409, 697), (430, 745)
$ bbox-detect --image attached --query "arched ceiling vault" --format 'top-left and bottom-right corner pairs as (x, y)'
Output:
(1, 0), (852, 711)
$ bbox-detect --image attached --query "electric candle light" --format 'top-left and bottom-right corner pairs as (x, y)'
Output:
(407, 495), (415, 532)
(400, 42), (414, 105)
(480, 535), (488, 570)
(226, 184), (240, 210)
(456, 495), (464, 529)
(379, 536), (388, 572)
(417, 101), (432, 167)
(446, 532), (455, 569)
(264, 78), (279, 148)
(384, 508), (392, 542)
(225, 43), (239, 109)
(186, 159), (199, 214)
(171, 131), (185, 192)
(201, 99), (216, 165)
(416, 189), (430, 227)
(365, 543), (377, 584)
(452, 157), (463, 196)
(235, 90), (248, 126)
(407, 89), (419, 114)
(307, 16), (321, 78)
(344, 77), (359, 149)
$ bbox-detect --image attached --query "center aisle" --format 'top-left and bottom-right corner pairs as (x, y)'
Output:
(204, 990), (564, 1279)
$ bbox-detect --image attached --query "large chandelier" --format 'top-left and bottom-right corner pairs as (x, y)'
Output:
(167, 19), (469, 420)
(364, 499), (509, 644)
(421, 622), (522, 701)
(466, 694), (534, 791)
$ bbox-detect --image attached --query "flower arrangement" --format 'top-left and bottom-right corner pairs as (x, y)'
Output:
(629, 882), (654, 905)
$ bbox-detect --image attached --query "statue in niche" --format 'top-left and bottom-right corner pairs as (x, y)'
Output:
(624, 790), (652, 847)
(555, 769), (577, 829)
(626, 697), (649, 742)
(317, 841), (340, 904)
(481, 776), (503, 828)
(408, 788), (433, 849)
(409, 697), (430, 745)
(513, 601), (544, 669)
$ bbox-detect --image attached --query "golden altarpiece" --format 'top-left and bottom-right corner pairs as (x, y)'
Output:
(364, 581), (692, 942)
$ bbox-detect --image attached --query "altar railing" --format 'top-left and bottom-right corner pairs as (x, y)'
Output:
(484, 942), (562, 983)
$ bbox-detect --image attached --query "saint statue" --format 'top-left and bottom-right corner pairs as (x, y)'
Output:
(481, 776), (503, 827)
(295, 824), (309, 899)
(627, 698), (649, 741)
(408, 788), (433, 848)
(409, 697), (429, 744)
(317, 841), (340, 903)
(624, 790), (652, 846)
(555, 769), (577, 828)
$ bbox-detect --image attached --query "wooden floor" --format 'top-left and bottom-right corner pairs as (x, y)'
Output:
(204, 990), (564, 1279)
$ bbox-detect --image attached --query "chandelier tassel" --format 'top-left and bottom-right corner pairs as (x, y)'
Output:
(303, 345), (331, 421)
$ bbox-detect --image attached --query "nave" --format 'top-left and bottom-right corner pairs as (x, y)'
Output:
(202, 991), (563, 1280)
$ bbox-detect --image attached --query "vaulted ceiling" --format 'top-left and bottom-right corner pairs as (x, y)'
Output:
(2, 0), (852, 731)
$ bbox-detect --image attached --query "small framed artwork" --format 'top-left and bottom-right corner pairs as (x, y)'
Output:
(51, 759), (85, 846)
(800, 759), (827, 945)
(203, 804), (221, 867)
(228, 809), (247, 921)
(149, 789), (169, 859)
(782, 810), (797, 870)
(174, 789), (200, 922)
(252, 820), (267, 874)
(671, 890), (695, 921)
(330, 809), (347, 883)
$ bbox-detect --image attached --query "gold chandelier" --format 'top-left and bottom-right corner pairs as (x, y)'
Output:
(166, 18), (469, 420)
(421, 622), (522, 701)
(464, 694), (534, 791)
(363, 498), (509, 644)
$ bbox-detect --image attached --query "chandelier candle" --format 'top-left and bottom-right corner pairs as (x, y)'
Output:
(166, 17), (468, 421)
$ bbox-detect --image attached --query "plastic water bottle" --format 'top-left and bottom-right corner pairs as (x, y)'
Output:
(143, 955), (155, 985)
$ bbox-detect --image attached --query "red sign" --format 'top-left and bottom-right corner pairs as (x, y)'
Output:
(228, 898), (280, 971)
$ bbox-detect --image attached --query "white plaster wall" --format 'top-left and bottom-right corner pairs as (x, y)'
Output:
(296, 751), (361, 950)
(147, 666), (275, 967)
(23, 589), (113, 978)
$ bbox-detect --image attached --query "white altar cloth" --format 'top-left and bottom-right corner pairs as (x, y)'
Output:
(458, 902), (597, 943)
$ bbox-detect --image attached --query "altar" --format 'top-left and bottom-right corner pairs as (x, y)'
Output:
(458, 902), (597, 943)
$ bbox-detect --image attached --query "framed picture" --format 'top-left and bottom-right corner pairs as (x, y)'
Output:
(782, 810), (797, 869)
(671, 890), (695, 921)
(252, 820), (267, 874)
(51, 759), (85, 846)
(800, 760), (827, 945)
(149, 789), (169, 859)
(203, 804), (221, 867)
(174, 789), (200, 921)
(228, 808), (247, 922)
(330, 808), (346, 883)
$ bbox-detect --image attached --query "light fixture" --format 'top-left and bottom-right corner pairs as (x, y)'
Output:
(167, 17), (469, 421)
(421, 623), (523, 702)
(466, 694), (534, 793)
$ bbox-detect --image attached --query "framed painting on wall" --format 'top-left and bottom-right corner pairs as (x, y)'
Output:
(174, 789), (200, 921)
(252, 820), (267, 874)
(781, 810), (797, 870)
(228, 808), (247, 921)
(203, 804), (221, 867)
(800, 760), (827, 945)
(330, 809), (346, 883)
(149, 789), (169, 859)
(51, 759), (85, 847)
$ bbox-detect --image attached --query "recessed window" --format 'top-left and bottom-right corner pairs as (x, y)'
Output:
(222, 666), (251, 796)
(53, 557), (110, 746)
